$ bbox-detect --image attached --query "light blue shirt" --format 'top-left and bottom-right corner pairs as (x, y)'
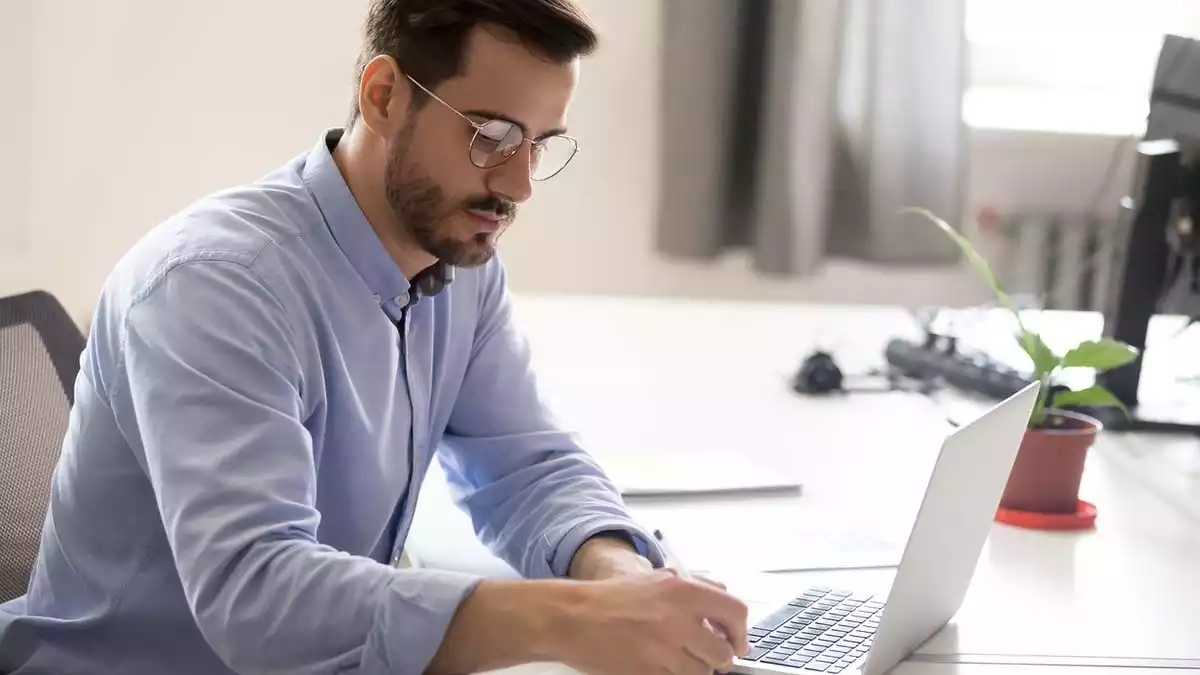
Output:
(0, 130), (664, 675)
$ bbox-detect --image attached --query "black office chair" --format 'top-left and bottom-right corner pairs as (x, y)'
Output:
(0, 290), (85, 603)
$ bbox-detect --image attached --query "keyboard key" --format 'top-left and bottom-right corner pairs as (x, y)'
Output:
(805, 663), (830, 671)
(749, 628), (769, 638)
(771, 644), (798, 653)
(762, 655), (793, 666)
(759, 606), (803, 627)
(743, 645), (771, 661)
(785, 638), (812, 648)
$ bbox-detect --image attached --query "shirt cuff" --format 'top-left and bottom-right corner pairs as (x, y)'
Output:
(549, 517), (668, 578)
(362, 568), (483, 675)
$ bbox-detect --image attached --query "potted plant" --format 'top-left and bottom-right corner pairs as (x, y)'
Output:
(901, 207), (1139, 520)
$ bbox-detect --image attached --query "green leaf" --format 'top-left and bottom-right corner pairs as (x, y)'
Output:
(1018, 330), (1060, 377)
(900, 207), (1030, 334)
(1050, 385), (1130, 417)
(1060, 338), (1139, 372)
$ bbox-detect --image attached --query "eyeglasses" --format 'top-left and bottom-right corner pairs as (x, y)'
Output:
(406, 75), (578, 181)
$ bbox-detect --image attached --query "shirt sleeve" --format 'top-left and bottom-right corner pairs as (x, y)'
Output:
(111, 258), (481, 675)
(436, 259), (667, 579)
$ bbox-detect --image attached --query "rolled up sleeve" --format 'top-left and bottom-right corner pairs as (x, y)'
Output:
(113, 258), (479, 675)
(437, 259), (666, 579)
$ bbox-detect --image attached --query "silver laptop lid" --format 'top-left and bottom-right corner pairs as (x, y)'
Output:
(862, 382), (1040, 675)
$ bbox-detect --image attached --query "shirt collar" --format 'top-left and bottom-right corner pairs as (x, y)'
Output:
(302, 128), (452, 311)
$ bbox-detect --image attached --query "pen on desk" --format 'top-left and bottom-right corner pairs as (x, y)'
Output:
(652, 529), (692, 579)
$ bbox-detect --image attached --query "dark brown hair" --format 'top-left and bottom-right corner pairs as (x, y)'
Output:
(348, 0), (598, 124)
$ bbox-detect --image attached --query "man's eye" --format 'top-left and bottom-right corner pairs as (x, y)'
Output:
(477, 120), (511, 143)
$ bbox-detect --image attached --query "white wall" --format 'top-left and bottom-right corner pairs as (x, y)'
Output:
(0, 0), (33, 258)
(1, 0), (370, 323)
(0, 0), (1142, 325)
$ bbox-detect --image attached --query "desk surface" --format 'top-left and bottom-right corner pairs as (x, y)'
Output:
(407, 293), (1200, 674)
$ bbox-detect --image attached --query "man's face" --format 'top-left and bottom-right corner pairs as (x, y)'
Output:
(383, 26), (578, 268)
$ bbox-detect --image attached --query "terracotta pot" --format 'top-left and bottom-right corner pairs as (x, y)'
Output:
(998, 409), (1101, 514)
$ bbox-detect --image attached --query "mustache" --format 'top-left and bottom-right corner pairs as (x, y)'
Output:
(462, 195), (516, 220)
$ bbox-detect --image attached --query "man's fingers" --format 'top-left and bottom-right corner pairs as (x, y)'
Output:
(674, 645), (722, 675)
(679, 580), (750, 654)
(684, 620), (737, 671)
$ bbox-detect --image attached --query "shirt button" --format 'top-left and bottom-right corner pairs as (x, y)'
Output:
(394, 293), (408, 307)
(372, 294), (381, 305)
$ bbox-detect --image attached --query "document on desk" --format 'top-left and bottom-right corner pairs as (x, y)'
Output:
(675, 527), (904, 573)
(632, 502), (907, 573)
(598, 451), (802, 497)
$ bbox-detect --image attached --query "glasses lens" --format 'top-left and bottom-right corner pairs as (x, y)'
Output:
(531, 135), (577, 181)
(470, 120), (523, 169)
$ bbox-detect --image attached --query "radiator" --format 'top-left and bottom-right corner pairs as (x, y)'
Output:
(990, 212), (1128, 314)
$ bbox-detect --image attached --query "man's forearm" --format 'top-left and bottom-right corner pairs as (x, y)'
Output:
(426, 579), (577, 675)
(568, 533), (654, 581)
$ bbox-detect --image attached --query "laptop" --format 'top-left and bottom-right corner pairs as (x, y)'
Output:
(732, 382), (1040, 675)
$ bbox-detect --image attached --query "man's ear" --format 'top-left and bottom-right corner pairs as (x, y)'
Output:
(357, 54), (412, 138)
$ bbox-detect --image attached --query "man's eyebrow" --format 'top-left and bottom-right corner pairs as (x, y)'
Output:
(462, 109), (568, 140)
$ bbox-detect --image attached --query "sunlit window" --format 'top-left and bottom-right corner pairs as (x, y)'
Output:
(963, 0), (1200, 134)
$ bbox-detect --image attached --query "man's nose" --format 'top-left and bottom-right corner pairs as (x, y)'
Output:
(486, 142), (534, 205)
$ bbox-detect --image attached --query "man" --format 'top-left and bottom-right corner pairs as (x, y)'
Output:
(0, 1), (751, 674)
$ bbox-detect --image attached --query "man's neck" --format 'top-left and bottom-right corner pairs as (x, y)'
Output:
(332, 126), (435, 281)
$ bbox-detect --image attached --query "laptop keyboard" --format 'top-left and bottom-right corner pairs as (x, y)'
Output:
(743, 586), (883, 672)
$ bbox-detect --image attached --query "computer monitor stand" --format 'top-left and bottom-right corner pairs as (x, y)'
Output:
(1099, 140), (1200, 433)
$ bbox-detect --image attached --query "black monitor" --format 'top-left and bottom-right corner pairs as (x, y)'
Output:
(1098, 34), (1200, 432)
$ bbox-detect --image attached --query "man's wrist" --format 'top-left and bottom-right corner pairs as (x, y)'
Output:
(427, 578), (579, 674)
(568, 531), (654, 580)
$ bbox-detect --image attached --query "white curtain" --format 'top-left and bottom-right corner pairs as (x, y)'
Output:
(656, 0), (966, 277)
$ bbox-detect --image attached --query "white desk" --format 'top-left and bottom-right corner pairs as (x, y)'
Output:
(405, 294), (1200, 674)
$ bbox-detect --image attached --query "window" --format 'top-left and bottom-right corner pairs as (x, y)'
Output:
(964, 0), (1200, 134)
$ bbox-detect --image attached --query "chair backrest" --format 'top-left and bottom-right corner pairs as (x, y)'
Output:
(0, 290), (85, 603)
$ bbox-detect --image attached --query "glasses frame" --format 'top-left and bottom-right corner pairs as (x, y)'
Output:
(405, 74), (579, 182)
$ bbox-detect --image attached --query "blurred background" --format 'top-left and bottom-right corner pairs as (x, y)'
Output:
(0, 0), (1197, 325)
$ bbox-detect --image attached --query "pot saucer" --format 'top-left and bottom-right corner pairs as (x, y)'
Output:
(995, 499), (1097, 530)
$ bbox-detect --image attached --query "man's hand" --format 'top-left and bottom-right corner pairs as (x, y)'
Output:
(426, 569), (749, 675)
(550, 569), (751, 675)
(427, 536), (747, 675)
(568, 533), (653, 581)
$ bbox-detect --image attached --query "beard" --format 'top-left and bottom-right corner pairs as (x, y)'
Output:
(384, 122), (515, 268)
